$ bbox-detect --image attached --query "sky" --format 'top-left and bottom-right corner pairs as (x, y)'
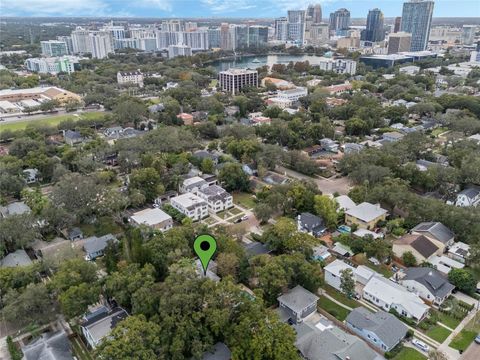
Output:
(1, 0), (479, 18)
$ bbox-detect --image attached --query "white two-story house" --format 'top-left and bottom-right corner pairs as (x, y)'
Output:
(170, 193), (208, 221)
(196, 185), (233, 213)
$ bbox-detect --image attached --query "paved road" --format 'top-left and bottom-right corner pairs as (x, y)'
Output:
(460, 341), (480, 360)
(275, 166), (352, 195)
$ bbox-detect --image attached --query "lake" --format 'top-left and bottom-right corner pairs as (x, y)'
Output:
(212, 54), (330, 72)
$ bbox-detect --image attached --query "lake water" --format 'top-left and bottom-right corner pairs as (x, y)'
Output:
(212, 54), (329, 72)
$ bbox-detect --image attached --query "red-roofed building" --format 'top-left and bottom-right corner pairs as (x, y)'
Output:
(177, 113), (194, 125)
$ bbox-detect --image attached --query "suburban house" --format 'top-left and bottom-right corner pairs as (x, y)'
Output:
(455, 186), (480, 207)
(177, 113), (194, 125)
(320, 138), (339, 153)
(353, 228), (384, 240)
(130, 208), (173, 232)
(398, 267), (455, 306)
(244, 241), (271, 258)
(363, 276), (429, 322)
(382, 132), (405, 143)
(312, 244), (331, 261)
(331, 242), (353, 257)
(428, 255), (464, 275)
(297, 212), (327, 237)
(448, 241), (470, 264)
(277, 285), (319, 324)
(192, 150), (219, 165)
(23, 168), (39, 184)
(345, 202), (388, 230)
(393, 234), (440, 264)
(343, 143), (364, 154)
(294, 322), (385, 360)
(67, 227), (84, 241)
(170, 193), (208, 221)
(21, 330), (74, 360)
(242, 163), (257, 176)
(196, 185), (233, 213)
(346, 307), (407, 352)
(83, 234), (118, 261)
(334, 195), (356, 212)
(81, 306), (128, 348)
(324, 259), (355, 291)
(0, 249), (33, 268)
(64, 129), (85, 146)
(411, 222), (455, 250)
(201, 342), (231, 360)
(180, 176), (209, 194)
(0, 201), (31, 218)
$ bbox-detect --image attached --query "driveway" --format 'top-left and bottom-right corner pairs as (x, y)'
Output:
(461, 341), (480, 360)
(275, 166), (352, 195)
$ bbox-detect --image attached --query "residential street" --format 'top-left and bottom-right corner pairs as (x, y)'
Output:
(460, 341), (480, 360)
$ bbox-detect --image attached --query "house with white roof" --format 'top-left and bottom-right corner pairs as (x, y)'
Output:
(455, 186), (480, 207)
(130, 208), (173, 232)
(324, 259), (355, 291)
(345, 202), (388, 230)
(447, 242), (470, 264)
(334, 195), (356, 212)
(170, 193), (208, 221)
(428, 255), (464, 275)
(180, 176), (209, 194)
(363, 276), (429, 322)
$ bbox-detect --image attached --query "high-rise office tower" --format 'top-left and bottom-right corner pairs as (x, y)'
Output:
(162, 20), (183, 32)
(363, 8), (385, 42)
(387, 32), (412, 54)
(234, 25), (249, 50)
(308, 24), (329, 46)
(218, 68), (258, 95)
(470, 42), (480, 63)
(394, 17), (402, 33)
(182, 30), (209, 50)
(41, 40), (68, 57)
(248, 26), (268, 48)
(462, 25), (476, 45)
(307, 4), (322, 23)
(156, 31), (180, 50)
(57, 36), (73, 54)
(102, 22), (125, 40)
(329, 8), (351, 32)
(274, 17), (288, 41)
(208, 28), (221, 48)
(220, 23), (231, 50)
(401, 0), (434, 51)
(71, 27), (92, 54)
(89, 31), (113, 59)
(287, 10), (306, 43)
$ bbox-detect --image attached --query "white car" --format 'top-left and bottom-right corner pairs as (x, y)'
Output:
(241, 215), (249, 221)
(412, 339), (429, 352)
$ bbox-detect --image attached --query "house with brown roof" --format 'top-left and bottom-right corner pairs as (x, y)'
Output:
(177, 113), (194, 125)
(411, 222), (455, 253)
(393, 234), (440, 264)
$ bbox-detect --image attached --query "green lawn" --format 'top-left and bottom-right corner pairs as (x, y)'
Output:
(78, 216), (123, 237)
(449, 329), (477, 351)
(436, 311), (464, 329)
(233, 192), (256, 209)
(0, 111), (104, 132)
(426, 325), (451, 343)
(392, 347), (427, 360)
(318, 296), (350, 321)
(323, 284), (361, 309)
(431, 127), (448, 137)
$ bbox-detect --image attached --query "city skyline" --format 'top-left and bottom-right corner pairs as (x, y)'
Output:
(2, 0), (479, 18)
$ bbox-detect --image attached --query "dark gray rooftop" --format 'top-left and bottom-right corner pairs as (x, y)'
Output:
(202, 342), (231, 360)
(412, 222), (454, 244)
(403, 267), (455, 298)
(22, 330), (73, 360)
(346, 307), (407, 349)
(277, 285), (319, 313)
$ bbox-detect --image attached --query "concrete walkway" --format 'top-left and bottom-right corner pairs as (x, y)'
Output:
(437, 321), (455, 332)
(0, 336), (11, 360)
(319, 291), (353, 311)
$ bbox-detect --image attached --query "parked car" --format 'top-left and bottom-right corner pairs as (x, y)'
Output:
(354, 293), (361, 300)
(412, 339), (429, 352)
(475, 334), (480, 344)
(241, 215), (249, 221)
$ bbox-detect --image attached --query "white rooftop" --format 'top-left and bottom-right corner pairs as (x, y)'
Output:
(131, 208), (172, 226)
(364, 276), (428, 320)
(334, 195), (356, 211)
(428, 255), (464, 274)
(171, 192), (206, 208)
(183, 176), (207, 187)
(324, 259), (355, 277)
(345, 202), (387, 223)
(353, 229), (383, 239)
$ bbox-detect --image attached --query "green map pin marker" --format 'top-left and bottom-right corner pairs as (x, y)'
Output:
(194, 234), (217, 275)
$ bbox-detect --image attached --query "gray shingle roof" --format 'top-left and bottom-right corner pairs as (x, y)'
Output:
(22, 330), (73, 360)
(346, 307), (407, 349)
(295, 322), (384, 360)
(83, 234), (117, 255)
(403, 267), (455, 298)
(299, 212), (326, 233)
(412, 222), (454, 244)
(202, 342), (231, 360)
(1, 249), (33, 268)
(410, 235), (439, 258)
(458, 186), (480, 199)
(277, 285), (319, 313)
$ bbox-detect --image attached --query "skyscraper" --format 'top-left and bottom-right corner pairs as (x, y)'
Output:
(41, 40), (68, 57)
(208, 28), (221, 48)
(248, 26), (268, 48)
(462, 25), (476, 45)
(89, 31), (113, 59)
(287, 10), (306, 43)
(71, 27), (92, 54)
(275, 17), (288, 41)
(388, 32), (412, 54)
(307, 4), (322, 24)
(394, 17), (402, 33)
(401, 0), (434, 52)
(363, 8), (385, 42)
(329, 8), (351, 32)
